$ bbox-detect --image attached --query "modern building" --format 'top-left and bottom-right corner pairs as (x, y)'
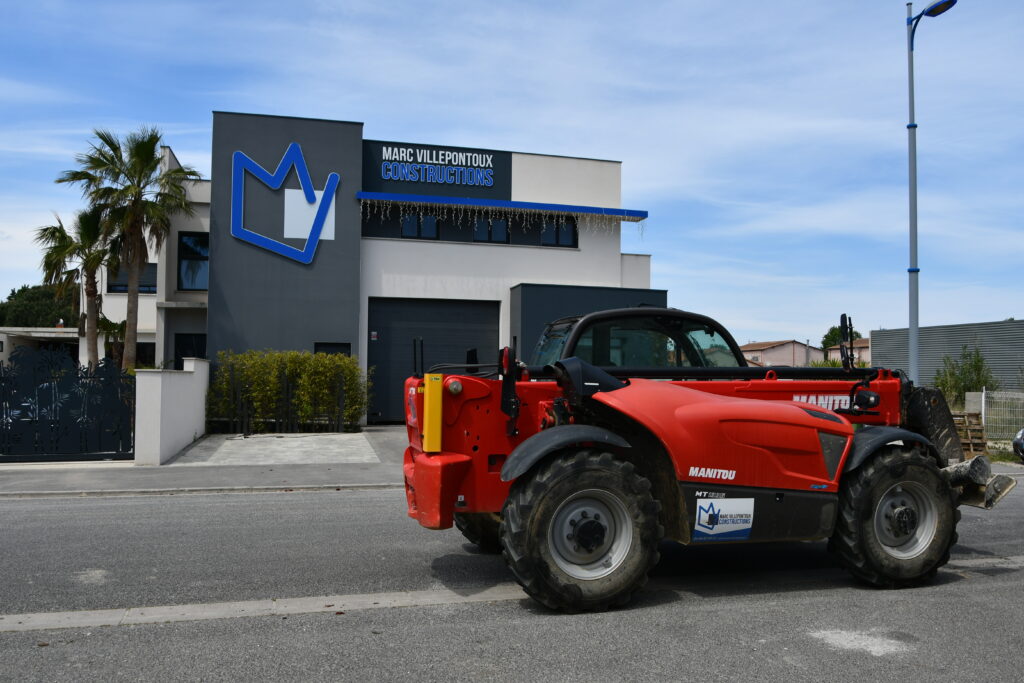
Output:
(739, 339), (822, 367)
(872, 319), (1024, 390)
(86, 112), (662, 421)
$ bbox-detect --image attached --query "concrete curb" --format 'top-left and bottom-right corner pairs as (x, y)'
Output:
(0, 482), (405, 499)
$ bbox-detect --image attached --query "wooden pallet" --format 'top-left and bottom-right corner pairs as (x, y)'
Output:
(951, 412), (987, 458)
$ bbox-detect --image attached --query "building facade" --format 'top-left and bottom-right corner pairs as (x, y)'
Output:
(872, 320), (1024, 390)
(88, 112), (660, 420)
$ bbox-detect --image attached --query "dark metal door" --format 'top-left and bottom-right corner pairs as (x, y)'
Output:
(367, 298), (500, 422)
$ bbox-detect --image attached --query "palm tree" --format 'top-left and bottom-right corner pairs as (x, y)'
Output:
(56, 127), (200, 370)
(35, 206), (118, 367)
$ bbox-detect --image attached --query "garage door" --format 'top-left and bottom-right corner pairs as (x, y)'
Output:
(367, 298), (500, 422)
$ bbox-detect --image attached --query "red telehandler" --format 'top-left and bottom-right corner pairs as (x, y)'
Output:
(402, 308), (1015, 611)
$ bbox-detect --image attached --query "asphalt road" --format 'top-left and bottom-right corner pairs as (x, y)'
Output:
(2, 484), (1023, 681)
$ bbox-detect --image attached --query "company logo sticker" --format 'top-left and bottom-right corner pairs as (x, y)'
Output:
(230, 142), (340, 264)
(693, 498), (754, 542)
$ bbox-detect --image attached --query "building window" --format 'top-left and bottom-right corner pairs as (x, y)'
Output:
(314, 342), (351, 355)
(541, 218), (577, 248)
(136, 342), (156, 368)
(401, 215), (439, 240)
(178, 232), (209, 291)
(107, 263), (158, 294)
(174, 333), (207, 370)
(473, 217), (509, 244)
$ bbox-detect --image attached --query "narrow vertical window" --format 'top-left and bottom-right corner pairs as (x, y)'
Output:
(178, 233), (210, 291)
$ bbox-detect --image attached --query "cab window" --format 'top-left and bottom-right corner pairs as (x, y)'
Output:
(572, 315), (741, 368)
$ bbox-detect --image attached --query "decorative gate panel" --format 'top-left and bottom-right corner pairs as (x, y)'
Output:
(0, 347), (134, 461)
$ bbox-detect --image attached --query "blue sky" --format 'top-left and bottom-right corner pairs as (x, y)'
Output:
(1, 0), (1020, 346)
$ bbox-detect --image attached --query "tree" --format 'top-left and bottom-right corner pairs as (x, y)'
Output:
(57, 127), (200, 370)
(933, 344), (1000, 407)
(821, 325), (862, 352)
(0, 285), (76, 328)
(35, 206), (120, 367)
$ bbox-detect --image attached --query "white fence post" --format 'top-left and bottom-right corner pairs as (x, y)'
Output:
(981, 386), (986, 427)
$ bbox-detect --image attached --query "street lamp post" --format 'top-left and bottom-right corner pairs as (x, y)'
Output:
(906, 0), (956, 386)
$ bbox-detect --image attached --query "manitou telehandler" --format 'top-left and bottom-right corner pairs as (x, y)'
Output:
(402, 308), (1015, 611)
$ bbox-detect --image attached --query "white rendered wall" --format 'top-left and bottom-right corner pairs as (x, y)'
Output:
(358, 218), (625, 363)
(620, 254), (651, 289)
(134, 358), (209, 465)
(511, 153), (622, 207)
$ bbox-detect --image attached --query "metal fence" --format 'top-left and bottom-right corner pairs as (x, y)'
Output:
(968, 389), (1024, 440)
(0, 347), (134, 461)
(209, 363), (347, 435)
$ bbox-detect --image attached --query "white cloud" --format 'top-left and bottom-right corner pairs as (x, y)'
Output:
(1, 0), (1021, 343)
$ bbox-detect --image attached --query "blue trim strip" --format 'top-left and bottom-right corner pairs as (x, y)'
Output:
(908, 268), (921, 273)
(356, 191), (648, 221)
(907, 123), (918, 129)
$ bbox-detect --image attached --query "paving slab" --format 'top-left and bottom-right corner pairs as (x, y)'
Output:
(0, 426), (408, 497)
(169, 433), (379, 466)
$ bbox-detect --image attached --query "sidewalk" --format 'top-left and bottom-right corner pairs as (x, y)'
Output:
(0, 426), (408, 498)
(0, 428), (1020, 498)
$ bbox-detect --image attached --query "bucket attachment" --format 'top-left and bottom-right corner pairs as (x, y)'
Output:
(942, 456), (1018, 509)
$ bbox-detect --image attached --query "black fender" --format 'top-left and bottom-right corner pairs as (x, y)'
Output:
(500, 425), (631, 482)
(845, 426), (936, 472)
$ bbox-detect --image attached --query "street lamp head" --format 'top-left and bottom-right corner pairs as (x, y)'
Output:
(923, 0), (957, 17)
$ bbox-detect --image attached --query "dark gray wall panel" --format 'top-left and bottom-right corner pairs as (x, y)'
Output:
(367, 298), (500, 422)
(208, 112), (363, 360)
(510, 283), (667, 359)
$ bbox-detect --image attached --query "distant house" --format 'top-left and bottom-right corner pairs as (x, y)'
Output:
(740, 340), (823, 367)
(826, 337), (871, 365)
(0, 328), (80, 365)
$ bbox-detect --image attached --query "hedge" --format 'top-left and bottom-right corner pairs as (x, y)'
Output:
(207, 350), (371, 432)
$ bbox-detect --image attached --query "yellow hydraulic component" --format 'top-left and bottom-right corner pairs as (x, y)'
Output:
(422, 374), (444, 453)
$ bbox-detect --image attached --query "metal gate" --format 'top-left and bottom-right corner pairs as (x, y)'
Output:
(0, 347), (134, 461)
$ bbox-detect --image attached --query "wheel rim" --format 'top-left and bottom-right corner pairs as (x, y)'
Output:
(548, 488), (633, 580)
(873, 481), (938, 559)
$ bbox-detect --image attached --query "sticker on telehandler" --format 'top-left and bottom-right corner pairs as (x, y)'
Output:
(693, 498), (754, 542)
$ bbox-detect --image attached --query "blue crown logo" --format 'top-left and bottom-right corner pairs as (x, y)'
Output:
(230, 142), (341, 264)
(697, 502), (720, 531)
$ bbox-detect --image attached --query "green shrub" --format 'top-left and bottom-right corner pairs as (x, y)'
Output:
(208, 350), (371, 432)
(933, 344), (999, 408)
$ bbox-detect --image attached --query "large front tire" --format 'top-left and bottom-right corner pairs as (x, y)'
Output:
(831, 447), (958, 587)
(500, 450), (663, 611)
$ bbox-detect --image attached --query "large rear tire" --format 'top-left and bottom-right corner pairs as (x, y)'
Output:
(500, 449), (663, 612)
(454, 512), (502, 553)
(831, 447), (958, 587)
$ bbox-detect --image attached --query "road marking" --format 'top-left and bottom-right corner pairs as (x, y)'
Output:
(0, 483), (405, 499)
(72, 569), (110, 586)
(0, 584), (526, 633)
(809, 630), (912, 657)
(947, 554), (1024, 570)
